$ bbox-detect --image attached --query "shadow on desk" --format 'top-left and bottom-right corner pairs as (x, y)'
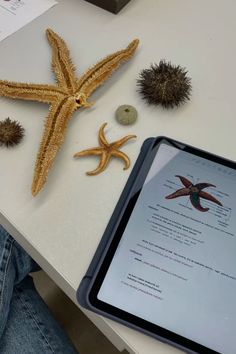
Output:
(33, 271), (128, 354)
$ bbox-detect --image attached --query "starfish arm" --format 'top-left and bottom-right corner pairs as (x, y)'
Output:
(74, 147), (103, 158)
(86, 152), (110, 176)
(112, 134), (137, 149)
(112, 150), (131, 170)
(195, 182), (216, 190)
(46, 29), (79, 93)
(32, 98), (77, 196)
(76, 39), (139, 98)
(175, 175), (193, 188)
(0, 80), (65, 104)
(199, 191), (223, 206)
(190, 193), (209, 212)
(165, 188), (190, 199)
(98, 123), (109, 147)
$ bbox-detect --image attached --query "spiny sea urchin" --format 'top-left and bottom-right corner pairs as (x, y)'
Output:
(137, 60), (192, 109)
(0, 118), (24, 147)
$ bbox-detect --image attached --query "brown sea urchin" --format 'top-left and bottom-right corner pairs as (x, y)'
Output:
(0, 118), (24, 147)
(137, 60), (192, 108)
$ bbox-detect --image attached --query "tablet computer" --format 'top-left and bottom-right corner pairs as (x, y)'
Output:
(77, 136), (236, 354)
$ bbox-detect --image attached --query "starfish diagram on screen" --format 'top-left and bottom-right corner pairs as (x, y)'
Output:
(165, 175), (223, 212)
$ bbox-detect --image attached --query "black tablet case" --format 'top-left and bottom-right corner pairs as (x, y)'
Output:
(77, 137), (198, 354)
(85, 0), (131, 14)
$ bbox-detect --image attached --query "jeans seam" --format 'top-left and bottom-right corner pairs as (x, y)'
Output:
(15, 287), (57, 354)
(0, 238), (14, 311)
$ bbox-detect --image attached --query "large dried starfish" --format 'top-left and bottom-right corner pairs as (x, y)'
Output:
(165, 175), (222, 212)
(0, 29), (139, 196)
(74, 122), (136, 175)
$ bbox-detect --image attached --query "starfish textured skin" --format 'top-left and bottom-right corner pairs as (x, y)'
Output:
(74, 122), (136, 175)
(0, 29), (139, 196)
(165, 175), (223, 212)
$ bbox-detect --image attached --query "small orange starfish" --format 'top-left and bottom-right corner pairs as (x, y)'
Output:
(74, 123), (136, 175)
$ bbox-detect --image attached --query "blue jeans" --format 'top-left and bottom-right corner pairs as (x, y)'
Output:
(0, 225), (78, 354)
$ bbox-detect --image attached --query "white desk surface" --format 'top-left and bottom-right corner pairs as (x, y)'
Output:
(0, 0), (235, 353)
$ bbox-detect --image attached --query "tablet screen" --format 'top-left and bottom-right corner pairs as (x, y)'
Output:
(93, 141), (236, 354)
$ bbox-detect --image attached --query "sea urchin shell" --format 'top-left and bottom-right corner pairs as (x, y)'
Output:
(137, 60), (192, 108)
(0, 118), (24, 147)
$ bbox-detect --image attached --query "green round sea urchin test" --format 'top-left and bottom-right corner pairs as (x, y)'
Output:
(115, 105), (138, 125)
(137, 60), (192, 109)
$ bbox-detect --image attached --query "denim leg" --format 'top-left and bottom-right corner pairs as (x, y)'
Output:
(0, 276), (78, 354)
(0, 225), (38, 337)
(0, 226), (15, 337)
